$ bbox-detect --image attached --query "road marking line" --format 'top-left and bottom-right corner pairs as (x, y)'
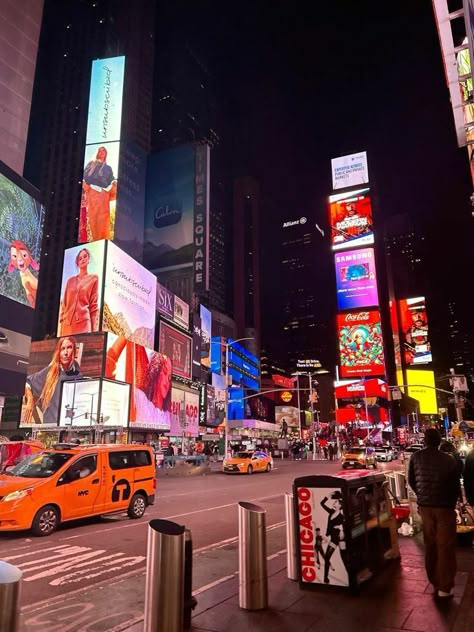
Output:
(193, 520), (285, 555)
(1, 543), (72, 561)
(9, 546), (90, 567)
(267, 548), (286, 560)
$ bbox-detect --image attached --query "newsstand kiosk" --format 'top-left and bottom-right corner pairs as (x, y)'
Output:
(293, 470), (399, 591)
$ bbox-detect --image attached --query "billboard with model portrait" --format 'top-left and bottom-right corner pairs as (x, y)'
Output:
(335, 248), (378, 310)
(337, 310), (385, 378)
(105, 333), (171, 430)
(57, 241), (106, 337)
(20, 334), (106, 427)
(59, 377), (130, 428)
(169, 387), (200, 437)
(329, 188), (374, 251)
(78, 56), (125, 244)
(398, 297), (432, 365)
(159, 321), (192, 380)
(144, 145), (195, 275)
(103, 240), (156, 349)
(331, 151), (369, 190)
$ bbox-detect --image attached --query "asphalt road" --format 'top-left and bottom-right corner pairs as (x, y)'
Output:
(0, 457), (401, 631)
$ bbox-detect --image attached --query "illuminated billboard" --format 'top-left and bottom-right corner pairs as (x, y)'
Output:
(144, 144), (210, 291)
(200, 304), (211, 367)
(399, 297), (431, 365)
(156, 280), (174, 321)
(331, 151), (369, 190)
(335, 248), (378, 310)
(169, 387), (199, 436)
(227, 339), (260, 390)
(159, 321), (192, 380)
(78, 56), (125, 243)
(103, 241), (156, 349)
(329, 188), (374, 250)
(20, 334), (106, 427)
(0, 164), (45, 394)
(105, 333), (171, 430)
(338, 310), (385, 378)
(406, 369), (437, 414)
(174, 295), (190, 330)
(59, 378), (130, 428)
(57, 241), (106, 337)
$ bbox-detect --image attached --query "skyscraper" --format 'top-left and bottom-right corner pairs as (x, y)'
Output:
(24, 0), (155, 340)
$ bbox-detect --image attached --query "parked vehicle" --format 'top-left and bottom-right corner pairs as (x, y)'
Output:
(223, 450), (272, 474)
(341, 446), (377, 469)
(374, 447), (393, 462)
(0, 443), (155, 536)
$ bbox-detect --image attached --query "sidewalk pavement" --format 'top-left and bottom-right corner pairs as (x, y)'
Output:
(126, 534), (474, 632)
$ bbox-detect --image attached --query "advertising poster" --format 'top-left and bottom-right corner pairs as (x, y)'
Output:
(85, 56), (125, 145)
(103, 241), (156, 348)
(57, 241), (106, 337)
(58, 378), (100, 427)
(335, 248), (378, 310)
(20, 334), (106, 427)
(406, 369), (437, 415)
(275, 406), (299, 435)
(331, 151), (369, 190)
(205, 385), (224, 427)
(338, 310), (385, 377)
(174, 295), (190, 330)
(398, 297), (432, 365)
(144, 145), (195, 274)
(105, 333), (171, 430)
(295, 485), (349, 586)
(169, 387), (199, 436)
(200, 304), (212, 367)
(389, 299), (402, 371)
(159, 321), (192, 380)
(329, 188), (374, 251)
(192, 313), (202, 378)
(0, 170), (44, 310)
(156, 280), (174, 320)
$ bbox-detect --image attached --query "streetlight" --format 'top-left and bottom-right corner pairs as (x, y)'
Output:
(211, 337), (255, 458)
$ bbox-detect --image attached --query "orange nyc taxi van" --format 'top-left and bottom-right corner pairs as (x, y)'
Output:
(0, 444), (156, 536)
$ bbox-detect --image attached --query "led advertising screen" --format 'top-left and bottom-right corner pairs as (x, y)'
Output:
(156, 280), (175, 321)
(398, 297), (432, 365)
(159, 321), (192, 380)
(169, 387), (199, 436)
(406, 369), (437, 414)
(227, 339), (260, 390)
(20, 334), (106, 427)
(59, 378), (131, 428)
(103, 241), (156, 348)
(0, 169), (44, 310)
(57, 241), (106, 337)
(144, 145), (195, 274)
(174, 295), (190, 330)
(331, 151), (369, 190)
(200, 304), (211, 367)
(105, 333), (171, 430)
(338, 310), (385, 378)
(335, 248), (378, 310)
(78, 56), (125, 243)
(329, 188), (374, 251)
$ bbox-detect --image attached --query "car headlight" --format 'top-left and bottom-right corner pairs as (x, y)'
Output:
(238, 463), (246, 467)
(3, 488), (33, 502)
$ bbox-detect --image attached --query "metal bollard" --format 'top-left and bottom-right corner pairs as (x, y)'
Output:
(0, 561), (22, 632)
(144, 519), (185, 632)
(284, 492), (298, 580)
(184, 528), (197, 630)
(238, 501), (268, 610)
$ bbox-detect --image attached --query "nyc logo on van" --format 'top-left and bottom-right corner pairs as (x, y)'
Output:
(77, 490), (89, 497)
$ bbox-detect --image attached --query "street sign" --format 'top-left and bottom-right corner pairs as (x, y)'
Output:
(391, 387), (402, 401)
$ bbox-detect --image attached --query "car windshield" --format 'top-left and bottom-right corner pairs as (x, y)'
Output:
(236, 452), (252, 459)
(7, 452), (73, 478)
(346, 448), (365, 455)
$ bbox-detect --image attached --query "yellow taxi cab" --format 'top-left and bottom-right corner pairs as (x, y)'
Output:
(0, 443), (156, 536)
(341, 446), (377, 470)
(223, 450), (272, 475)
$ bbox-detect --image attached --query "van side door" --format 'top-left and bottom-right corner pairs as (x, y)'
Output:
(101, 450), (135, 513)
(57, 454), (100, 520)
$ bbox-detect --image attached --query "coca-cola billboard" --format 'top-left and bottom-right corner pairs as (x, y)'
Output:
(337, 310), (385, 378)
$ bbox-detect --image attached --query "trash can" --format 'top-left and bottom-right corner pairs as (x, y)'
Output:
(293, 471), (399, 591)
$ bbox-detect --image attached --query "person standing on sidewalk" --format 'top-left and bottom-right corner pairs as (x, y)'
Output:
(463, 446), (474, 506)
(408, 428), (460, 599)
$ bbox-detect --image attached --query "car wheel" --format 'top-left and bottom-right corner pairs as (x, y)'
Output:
(247, 465), (253, 475)
(128, 493), (147, 519)
(265, 463), (271, 472)
(31, 505), (60, 536)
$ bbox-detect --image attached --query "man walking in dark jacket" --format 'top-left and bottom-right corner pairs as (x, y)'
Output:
(408, 428), (460, 599)
(464, 447), (474, 506)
